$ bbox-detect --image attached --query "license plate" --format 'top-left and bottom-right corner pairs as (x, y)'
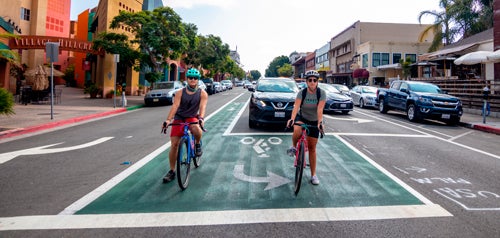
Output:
(340, 103), (346, 108)
(441, 114), (450, 119)
(275, 111), (285, 117)
(153, 98), (159, 102)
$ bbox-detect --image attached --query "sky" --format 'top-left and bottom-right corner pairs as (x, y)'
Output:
(70, 0), (441, 75)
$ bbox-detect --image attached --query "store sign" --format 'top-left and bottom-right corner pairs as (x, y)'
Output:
(9, 35), (103, 55)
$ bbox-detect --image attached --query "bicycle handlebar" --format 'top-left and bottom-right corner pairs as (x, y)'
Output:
(285, 121), (324, 139)
(161, 121), (206, 134)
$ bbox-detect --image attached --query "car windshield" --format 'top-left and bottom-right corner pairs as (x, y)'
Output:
(409, 83), (442, 93)
(361, 87), (377, 93)
(154, 82), (174, 90)
(221, 80), (231, 83)
(319, 84), (340, 94)
(256, 80), (298, 93)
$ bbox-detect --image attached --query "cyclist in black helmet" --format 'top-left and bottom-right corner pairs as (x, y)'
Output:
(287, 70), (326, 185)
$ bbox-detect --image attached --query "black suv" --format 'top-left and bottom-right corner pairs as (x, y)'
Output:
(202, 78), (215, 95)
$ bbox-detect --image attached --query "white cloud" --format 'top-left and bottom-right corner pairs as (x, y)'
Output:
(164, 0), (235, 9)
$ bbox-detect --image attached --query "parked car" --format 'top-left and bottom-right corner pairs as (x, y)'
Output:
(182, 79), (207, 92)
(213, 82), (222, 93)
(201, 78), (215, 95)
(243, 80), (253, 89)
(144, 81), (183, 106)
(319, 83), (354, 114)
(350, 85), (378, 108)
(248, 78), (299, 128)
(377, 80), (463, 125)
(296, 81), (307, 90)
(330, 84), (350, 96)
(221, 80), (233, 90)
(235, 80), (244, 87)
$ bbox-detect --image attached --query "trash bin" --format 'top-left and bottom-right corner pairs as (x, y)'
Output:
(21, 86), (32, 105)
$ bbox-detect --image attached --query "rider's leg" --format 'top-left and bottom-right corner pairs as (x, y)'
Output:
(292, 121), (303, 146)
(307, 137), (318, 177)
(169, 136), (181, 170)
(190, 124), (203, 144)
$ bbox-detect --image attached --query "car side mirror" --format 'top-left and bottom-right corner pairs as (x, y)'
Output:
(248, 87), (255, 92)
(400, 88), (408, 93)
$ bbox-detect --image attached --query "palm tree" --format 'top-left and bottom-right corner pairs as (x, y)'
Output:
(0, 33), (21, 67)
(418, 0), (454, 52)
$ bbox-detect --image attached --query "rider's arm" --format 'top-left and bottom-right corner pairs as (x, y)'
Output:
(165, 89), (183, 124)
(287, 97), (301, 127)
(199, 90), (208, 119)
(317, 99), (326, 127)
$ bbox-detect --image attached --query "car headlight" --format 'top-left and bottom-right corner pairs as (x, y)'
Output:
(417, 96), (433, 104)
(252, 98), (266, 107)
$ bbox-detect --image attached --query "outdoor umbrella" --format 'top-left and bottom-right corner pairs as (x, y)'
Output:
(486, 49), (500, 63)
(24, 65), (65, 77)
(453, 51), (493, 65)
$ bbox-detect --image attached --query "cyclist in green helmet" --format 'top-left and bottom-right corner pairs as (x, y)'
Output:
(162, 68), (208, 183)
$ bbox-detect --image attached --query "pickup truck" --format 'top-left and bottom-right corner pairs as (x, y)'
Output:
(376, 80), (463, 125)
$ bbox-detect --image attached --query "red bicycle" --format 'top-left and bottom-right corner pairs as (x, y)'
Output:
(287, 122), (323, 195)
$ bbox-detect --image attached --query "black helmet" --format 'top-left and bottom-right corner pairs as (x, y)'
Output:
(304, 70), (320, 79)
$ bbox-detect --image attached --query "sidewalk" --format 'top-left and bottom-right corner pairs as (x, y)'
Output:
(0, 85), (144, 140)
(1, 85), (499, 140)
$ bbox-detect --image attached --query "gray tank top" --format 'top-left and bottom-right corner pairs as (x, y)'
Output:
(175, 88), (201, 119)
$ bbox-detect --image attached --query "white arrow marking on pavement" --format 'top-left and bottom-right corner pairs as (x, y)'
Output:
(0, 137), (114, 164)
(324, 115), (373, 123)
(233, 164), (291, 190)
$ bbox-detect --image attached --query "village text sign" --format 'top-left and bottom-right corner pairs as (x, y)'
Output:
(9, 35), (103, 55)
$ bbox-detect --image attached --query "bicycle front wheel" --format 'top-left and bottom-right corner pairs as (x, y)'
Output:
(294, 141), (305, 195)
(176, 137), (191, 190)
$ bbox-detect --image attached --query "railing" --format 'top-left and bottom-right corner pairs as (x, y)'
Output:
(411, 78), (500, 112)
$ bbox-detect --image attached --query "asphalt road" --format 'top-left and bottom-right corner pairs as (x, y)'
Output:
(0, 87), (499, 237)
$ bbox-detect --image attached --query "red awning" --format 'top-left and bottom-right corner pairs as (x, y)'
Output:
(353, 68), (369, 78)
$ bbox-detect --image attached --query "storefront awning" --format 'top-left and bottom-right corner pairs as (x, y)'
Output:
(352, 68), (369, 78)
(376, 63), (401, 70)
(421, 43), (478, 60)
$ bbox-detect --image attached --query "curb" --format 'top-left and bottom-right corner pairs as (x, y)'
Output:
(460, 122), (500, 135)
(0, 105), (144, 140)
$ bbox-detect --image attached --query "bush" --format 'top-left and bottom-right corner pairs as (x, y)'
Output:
(0, 88), (15, 116)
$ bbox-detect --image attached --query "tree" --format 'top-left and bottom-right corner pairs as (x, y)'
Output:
(265, 56), (290, 77)
(109, 7), (193, 81)
(277, 63), (293, 77)
(418, 0), (494, 52)
(0, 33), (21, 67)
(92, 32), (140, 70)
(249, 70), (261, 80)
(400, 57), (412, 80)
(197, 34), (230, 78)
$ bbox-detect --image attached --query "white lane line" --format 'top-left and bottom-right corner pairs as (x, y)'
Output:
(449, 130), (474, 141)
(223, 94), (248, 136)
(59, 94), (246, 215)
(0, 204), (451, 231)
(354, 110), (500, 160)
(58, 142), (171, 215)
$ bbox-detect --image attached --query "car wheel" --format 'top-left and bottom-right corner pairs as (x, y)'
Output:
(446, 116), (460, 126)
(359, 98), (365, 108)
(249, 119), (257, 128)
(407, 104), (420, 122)
(379, 98), (388, 113)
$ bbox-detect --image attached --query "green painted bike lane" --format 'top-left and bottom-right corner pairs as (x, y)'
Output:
(77, 94), (426, 215)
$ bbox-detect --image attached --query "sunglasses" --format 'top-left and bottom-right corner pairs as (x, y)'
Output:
(307, 78), (318, 83)
(187, 77), (198, 80)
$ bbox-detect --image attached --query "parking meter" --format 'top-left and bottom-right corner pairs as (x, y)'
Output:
(482, 86), (490, 100)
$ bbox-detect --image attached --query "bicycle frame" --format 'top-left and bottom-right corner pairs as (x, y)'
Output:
(294, 124), (309, 168)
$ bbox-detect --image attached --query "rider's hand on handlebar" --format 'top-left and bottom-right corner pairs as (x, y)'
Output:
(287, 119), (294, 128)
(161, 121), (168, 134)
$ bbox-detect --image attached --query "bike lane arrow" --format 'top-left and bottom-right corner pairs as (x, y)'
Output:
(233, 164), (291, 190)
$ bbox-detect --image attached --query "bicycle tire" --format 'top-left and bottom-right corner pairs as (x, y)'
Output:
(193, 140), (202, 168)
(176, 137), (191, 190)
(294, 141), (305, 195)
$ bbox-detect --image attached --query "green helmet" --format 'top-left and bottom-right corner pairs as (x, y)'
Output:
(186, 68), (201, 79)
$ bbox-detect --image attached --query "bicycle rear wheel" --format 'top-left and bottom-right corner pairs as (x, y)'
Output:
(193, 140), (202, 168)
(176, 137), (191, 190)
(294, 141), (305, 195)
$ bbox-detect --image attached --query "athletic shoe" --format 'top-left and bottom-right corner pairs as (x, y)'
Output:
(195, 143), (202, 157)
(162, 170), (175, 183)
(286, 146), (297, 157)
(311, 175), (320, 185)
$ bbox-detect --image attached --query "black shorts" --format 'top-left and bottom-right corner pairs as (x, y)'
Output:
(295, 115), (320, 138)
